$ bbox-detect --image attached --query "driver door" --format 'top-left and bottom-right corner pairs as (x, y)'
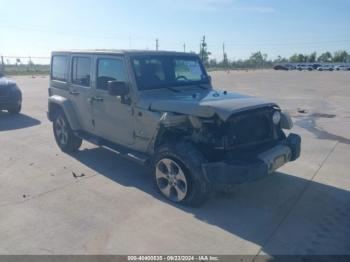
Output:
(91, 55), (134, 146)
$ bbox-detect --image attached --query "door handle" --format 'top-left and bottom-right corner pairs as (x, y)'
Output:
(69, 91), (80, 96)
(92, 96), (104, 102)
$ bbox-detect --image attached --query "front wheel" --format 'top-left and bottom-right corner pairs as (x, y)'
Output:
(154, 142), (210, 206)
(53, 110), (82, 153)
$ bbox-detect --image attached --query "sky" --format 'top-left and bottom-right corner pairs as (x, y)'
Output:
(0, 0), (349, 63)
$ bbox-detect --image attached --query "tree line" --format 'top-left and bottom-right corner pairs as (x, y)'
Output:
(197, 36), (350, 69)
(205, 50), (350, 70)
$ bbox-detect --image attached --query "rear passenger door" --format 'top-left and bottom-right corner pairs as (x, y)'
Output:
(69, 55), (94, 132)
(91, 55), (134, 146)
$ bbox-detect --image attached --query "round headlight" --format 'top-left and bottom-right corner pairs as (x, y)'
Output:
(272, 111), (281, 125)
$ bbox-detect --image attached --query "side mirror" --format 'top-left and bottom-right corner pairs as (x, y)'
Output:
(107, 81), (129, 96)
(207, 75), (212, 83)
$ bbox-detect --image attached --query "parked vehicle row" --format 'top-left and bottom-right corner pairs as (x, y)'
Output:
(273, 63), (350, 71)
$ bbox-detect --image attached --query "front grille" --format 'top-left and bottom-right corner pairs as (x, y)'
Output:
(225, 109), (274, 148)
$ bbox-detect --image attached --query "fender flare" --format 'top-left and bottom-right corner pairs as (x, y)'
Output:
(48, 95), (81, 131)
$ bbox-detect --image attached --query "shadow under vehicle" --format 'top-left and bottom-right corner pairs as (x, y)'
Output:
(47, 50), (301, 206)
(0, 111), (41, 131)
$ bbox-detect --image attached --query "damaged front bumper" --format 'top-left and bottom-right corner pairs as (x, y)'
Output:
(202, 133), (301, 189)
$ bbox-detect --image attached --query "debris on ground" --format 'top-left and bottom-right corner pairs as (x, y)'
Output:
(72, 172), (85, 179)
(297, 108), (308, 114)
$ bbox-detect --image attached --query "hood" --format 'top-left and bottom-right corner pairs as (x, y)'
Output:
(138, 88), (278, 121)
(0, 77), (16, 87)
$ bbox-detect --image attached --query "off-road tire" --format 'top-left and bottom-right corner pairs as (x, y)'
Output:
(53, 109), (82, 153)
(8, 104), (21, 114)
(153, 142), (210, 207)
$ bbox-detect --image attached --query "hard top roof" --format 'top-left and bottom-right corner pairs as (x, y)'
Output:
(51, 49), (198, 57)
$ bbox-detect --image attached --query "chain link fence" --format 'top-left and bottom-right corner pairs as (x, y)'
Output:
(0, 55), (50, 75)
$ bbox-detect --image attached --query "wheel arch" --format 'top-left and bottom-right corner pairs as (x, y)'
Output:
(48, 95), (81, 131)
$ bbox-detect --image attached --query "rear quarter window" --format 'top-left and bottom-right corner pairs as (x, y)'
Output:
(51, 55), (68, 82)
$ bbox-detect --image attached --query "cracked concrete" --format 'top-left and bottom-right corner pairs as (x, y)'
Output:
(0, 71), (349, 255)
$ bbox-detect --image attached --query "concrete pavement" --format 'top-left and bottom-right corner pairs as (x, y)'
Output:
(0, 71), (349, 256)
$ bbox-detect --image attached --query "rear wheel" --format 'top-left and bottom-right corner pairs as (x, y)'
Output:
(154, 142), (210, 206)
(53, 110), (82, 153)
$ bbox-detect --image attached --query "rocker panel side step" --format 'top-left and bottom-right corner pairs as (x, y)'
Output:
(75, 131), (150, 166)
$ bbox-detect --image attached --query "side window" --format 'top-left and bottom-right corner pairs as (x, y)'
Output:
(131, 57), (166, 90)
(72, 57), (91, 87)
(97, 58), (127, 90)
(52, 56), (67, 82)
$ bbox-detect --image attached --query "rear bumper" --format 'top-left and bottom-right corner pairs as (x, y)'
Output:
(202, 133), (301, 189)
(0, 97), (21, 110)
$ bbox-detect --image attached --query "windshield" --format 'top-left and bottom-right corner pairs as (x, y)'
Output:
(131, 55), (210, 91)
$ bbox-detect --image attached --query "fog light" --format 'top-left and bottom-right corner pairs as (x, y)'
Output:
(272, 111), (281, 125)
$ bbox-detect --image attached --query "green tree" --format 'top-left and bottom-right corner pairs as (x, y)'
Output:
(298, 54), (307, 62)
(333, 50), (349, 63)
(317, 52), (333, 62)
(289, 54), (308, 63)
(274, 55), (288, 63)
(289, 54), (298, 63)
(249, 51), (264, 68)
(308, 52), (317, 63)
(209, 58), (217, 67)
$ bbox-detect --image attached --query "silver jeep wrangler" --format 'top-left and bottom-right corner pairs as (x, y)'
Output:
(48, 50), (301, 206)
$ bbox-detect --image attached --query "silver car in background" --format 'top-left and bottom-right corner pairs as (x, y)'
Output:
(334, 65), (350, 71)
(317, 64), (334, 71)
